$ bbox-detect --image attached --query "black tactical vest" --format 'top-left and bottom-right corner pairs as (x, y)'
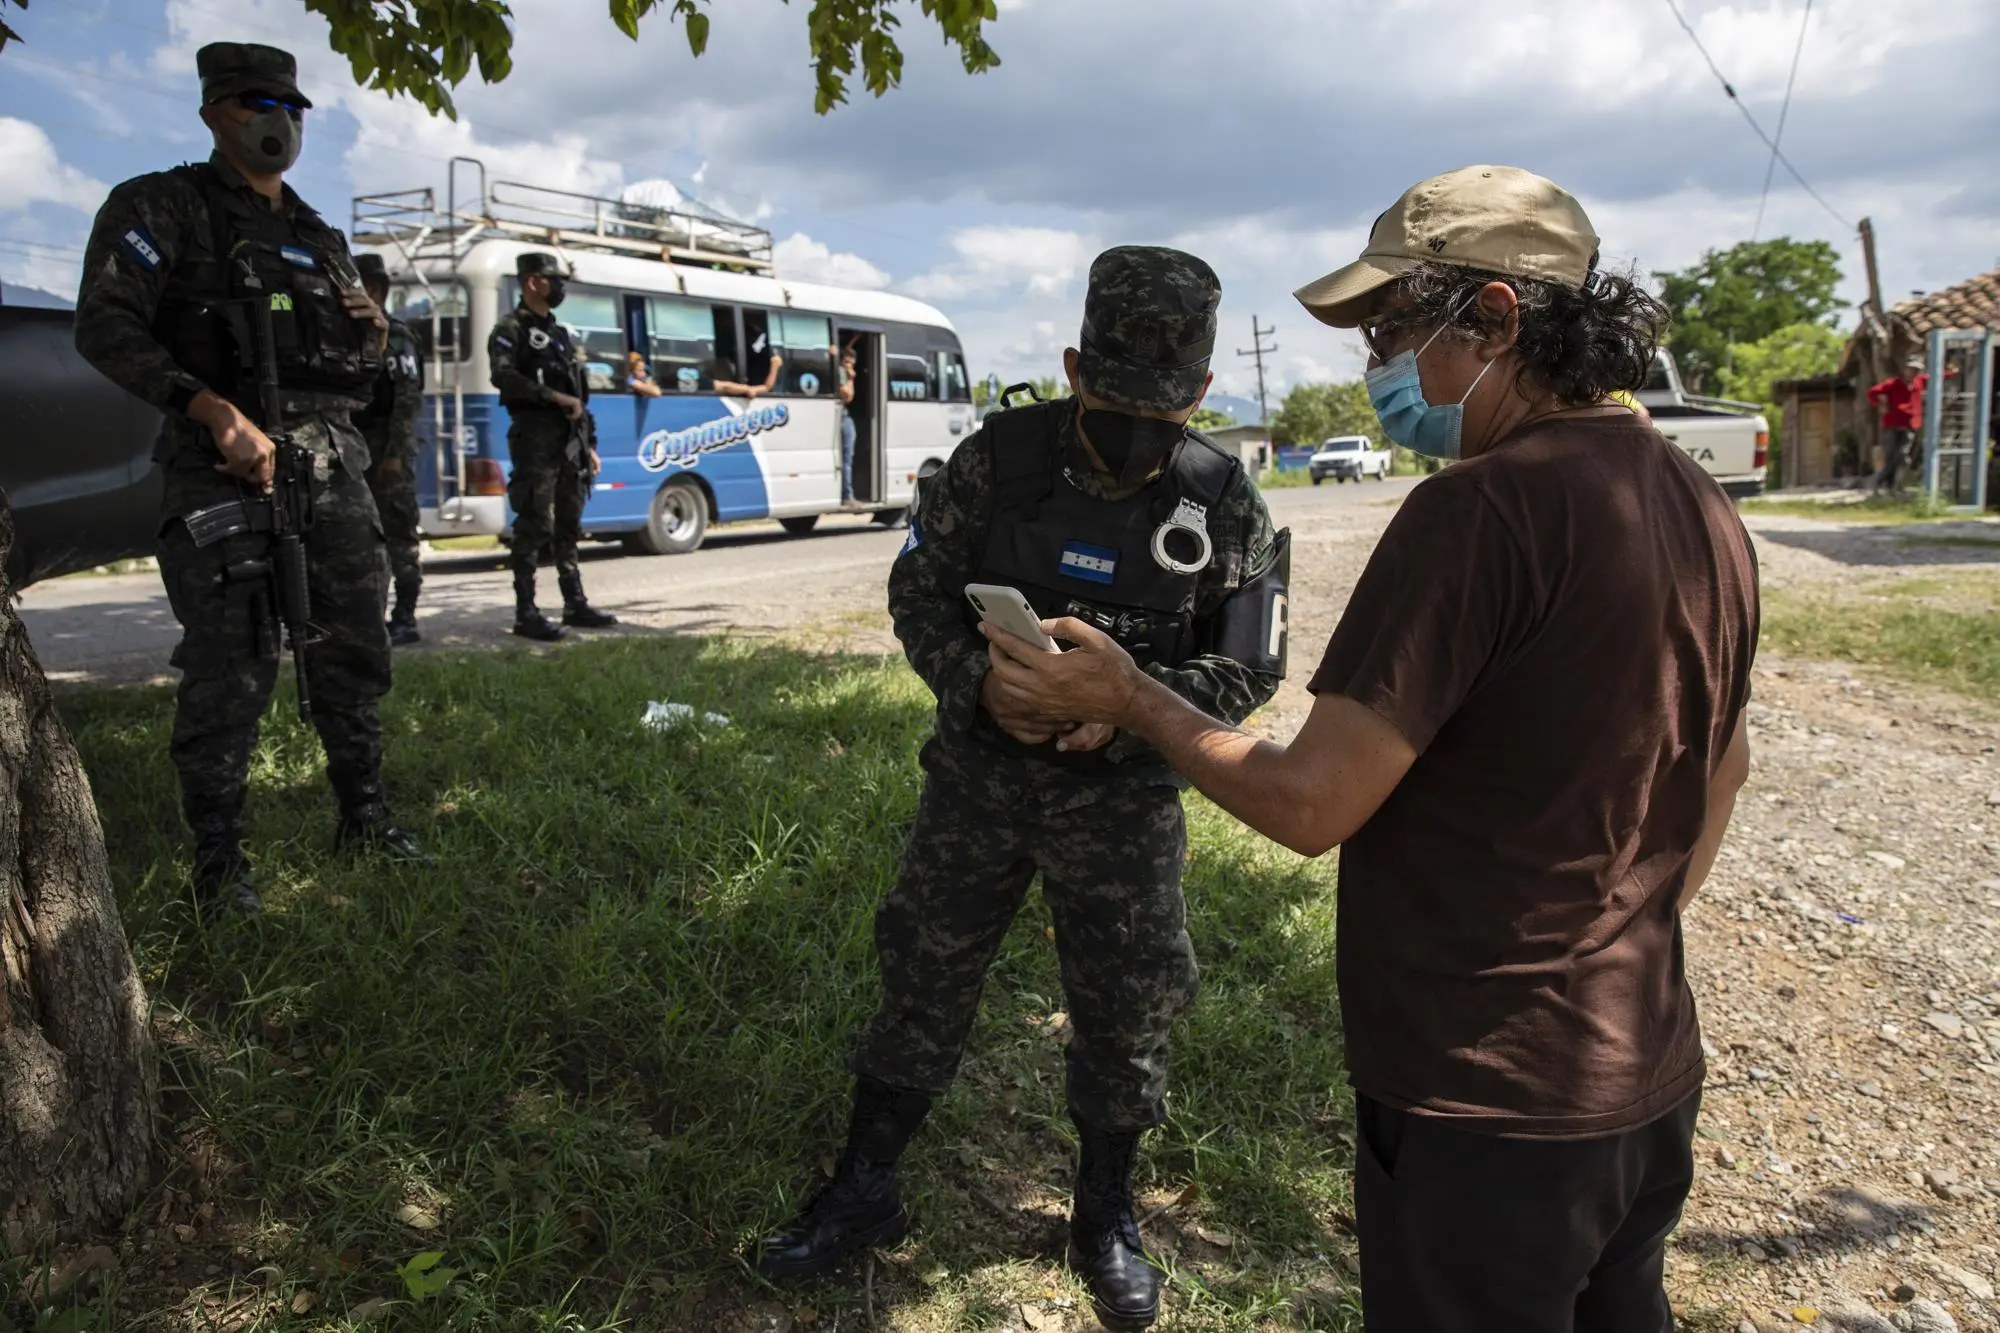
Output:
(499, 309), (582, 409)
(154, 162), (380, 408)
(970, 400), (1238, 670)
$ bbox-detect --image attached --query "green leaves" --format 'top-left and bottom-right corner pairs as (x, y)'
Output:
(1269, 379), (1377, 449)
(394, 1250), (461, 1301)
(0, 0), (26, 55)
(1654, 238), (1846, 393)
(301, 0), (516, 118)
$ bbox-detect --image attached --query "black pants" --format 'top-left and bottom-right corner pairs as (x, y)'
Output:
(1353, 1090), (1700, 1333)
(1875, 427), (1914, 490)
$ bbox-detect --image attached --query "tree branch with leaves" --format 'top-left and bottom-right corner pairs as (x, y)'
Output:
(286, 0), (999, 118)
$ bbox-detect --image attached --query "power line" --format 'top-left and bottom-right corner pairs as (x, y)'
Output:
(1659, 0), (1852, 231)
(1752, 0), (1813, 242)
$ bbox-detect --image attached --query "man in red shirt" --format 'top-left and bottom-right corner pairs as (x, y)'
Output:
(1868, 359), (1927, 491)
(982, 166), (1759, 1331)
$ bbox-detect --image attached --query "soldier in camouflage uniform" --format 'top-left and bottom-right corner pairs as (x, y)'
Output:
(355, 253), (425, 647)
(74, 42), (427, 918)
(755, 247), (1290, 1327)
(486, 251), (618, 641)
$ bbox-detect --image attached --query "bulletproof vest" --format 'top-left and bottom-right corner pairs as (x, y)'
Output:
(357, 321), (422, 431)
(154, 162), (380, 408)
(500, 309), (581, 407)
(971, 400), (1237, 670)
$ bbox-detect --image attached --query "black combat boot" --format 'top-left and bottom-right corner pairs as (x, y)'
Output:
(512, 571), (566, 642)
(558, 570), (618, 629)
(753, 1077), (933, 1282)
(1069, 1123), (1162, 1329)
(331, 780), (434, 865)
(387, 575), (421, 647)
(191, 821), (262, 918)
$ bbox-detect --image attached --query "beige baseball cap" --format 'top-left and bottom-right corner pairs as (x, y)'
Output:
(1293, 165), (1601, 329)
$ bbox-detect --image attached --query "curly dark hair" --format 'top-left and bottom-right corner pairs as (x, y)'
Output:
(1387, 261), (1671, 407)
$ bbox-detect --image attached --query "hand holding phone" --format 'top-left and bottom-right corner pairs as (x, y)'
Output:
(965, 583), (1057, 653)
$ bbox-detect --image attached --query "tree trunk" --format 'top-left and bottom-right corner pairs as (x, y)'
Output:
(0, 490), (155, 1250)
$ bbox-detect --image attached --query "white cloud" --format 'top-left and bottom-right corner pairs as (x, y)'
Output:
(0, 118), (107, 213)
(773, 233), (892, 289)
(902, 226), (1096, 302)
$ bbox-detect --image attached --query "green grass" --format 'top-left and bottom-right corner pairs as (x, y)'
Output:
(37, 638), (1359, 1332)
(1738, 493), (1958, 524)
(1763, 572), (2000, 702)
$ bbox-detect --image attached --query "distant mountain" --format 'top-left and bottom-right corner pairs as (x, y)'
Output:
(1202, 393), (1265, 423)
(1, 285), (75, 310)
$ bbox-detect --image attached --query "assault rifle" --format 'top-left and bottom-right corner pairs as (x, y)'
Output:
(180, 259), (317, 720)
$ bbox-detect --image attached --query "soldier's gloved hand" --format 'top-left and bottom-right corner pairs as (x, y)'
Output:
(979, 669), (1059, 745)
(549, 391), (584, 421)
(190, 390), (276, 491)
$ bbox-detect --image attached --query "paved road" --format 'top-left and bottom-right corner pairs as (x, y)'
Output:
(19, 476), (1417, 686)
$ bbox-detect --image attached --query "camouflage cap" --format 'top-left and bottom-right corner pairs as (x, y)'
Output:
(1076, 245), (1220, 413)
(516, 251), (571, 279)
(197, 42), (312, 108)
(354, 253), (390, 285)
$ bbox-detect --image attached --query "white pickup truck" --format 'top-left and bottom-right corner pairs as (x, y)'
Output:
(1309, 436), (1392, 484)
(1637, 350), (1769, 498)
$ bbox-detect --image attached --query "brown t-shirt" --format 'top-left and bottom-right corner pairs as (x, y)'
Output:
(1310, 414), (1758, 1138)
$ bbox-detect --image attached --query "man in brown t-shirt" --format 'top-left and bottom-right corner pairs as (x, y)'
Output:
(980, 167), (1758, 1332)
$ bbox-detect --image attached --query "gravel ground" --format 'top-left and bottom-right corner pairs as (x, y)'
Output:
(1662, 515), (2000, 1333)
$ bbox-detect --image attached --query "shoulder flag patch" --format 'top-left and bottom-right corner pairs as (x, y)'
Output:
(120, 226), (163, 271)
(279, 245), (318, 270)
(1059, 541), (1118, 585)
(898, 516), (922, 556)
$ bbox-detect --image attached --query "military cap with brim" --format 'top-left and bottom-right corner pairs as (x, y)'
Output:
(197, 42), (313, 109)
(516, 251), (571, 279)
(1077, 245), (1221, 414)
(1294, 165), (1599, 329)
(355, 254), (390, 283)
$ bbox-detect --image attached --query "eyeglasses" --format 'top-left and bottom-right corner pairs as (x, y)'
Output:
(1358, 310), (1416, 363)
(221, 91), (308, 118)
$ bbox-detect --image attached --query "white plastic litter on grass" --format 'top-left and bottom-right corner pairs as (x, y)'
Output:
(641, 701), (732, 732)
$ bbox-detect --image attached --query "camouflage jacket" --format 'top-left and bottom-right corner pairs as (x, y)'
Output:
(488, 303), (591, 456)
(359, 317), (423, 466)
(888, 404), (1281, 787)
(74, 151), (376, 508)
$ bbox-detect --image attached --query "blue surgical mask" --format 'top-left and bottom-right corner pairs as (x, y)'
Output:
(1364, 311), (1499, 459)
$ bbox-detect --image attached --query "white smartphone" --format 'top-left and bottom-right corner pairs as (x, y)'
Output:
(965, 583), (1058, 653)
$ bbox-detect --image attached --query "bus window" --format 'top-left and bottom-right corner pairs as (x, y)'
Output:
(646, 295), (716, 393)
(933, 349), (971, 402)
(389, 281), (470, 362)
(887, 323), (933, 401)
(742, 308), (775, 389)
(775, 311), (833, 395)
(559, 286), (627, 393)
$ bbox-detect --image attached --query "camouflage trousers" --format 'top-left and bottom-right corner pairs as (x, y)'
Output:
(856, 744), (1199, 1130)
(363, 451), (423, 601)
(506, 429), (588, 599)
(157, 466), (392, 840)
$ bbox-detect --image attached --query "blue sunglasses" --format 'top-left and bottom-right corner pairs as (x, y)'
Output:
(219, 91), (308, 118)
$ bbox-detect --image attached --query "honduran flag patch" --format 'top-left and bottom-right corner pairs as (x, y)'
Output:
(1059, 541), (1117, 585)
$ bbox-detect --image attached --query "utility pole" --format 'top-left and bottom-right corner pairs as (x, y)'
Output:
(1237, 316), (1277, 426)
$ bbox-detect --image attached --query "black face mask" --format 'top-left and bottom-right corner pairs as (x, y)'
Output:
(541, 277), (567, 309)
(1080, 407), (1187, 487)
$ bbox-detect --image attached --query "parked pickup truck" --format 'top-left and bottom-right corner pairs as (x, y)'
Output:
(1637, 350), (1768, 498)
(1309, 436), (1391, 484)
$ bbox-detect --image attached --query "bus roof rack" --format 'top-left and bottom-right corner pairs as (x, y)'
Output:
(352, 158), (775, 276)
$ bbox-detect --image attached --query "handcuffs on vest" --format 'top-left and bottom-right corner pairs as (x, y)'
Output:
(1151, 496), (1214, 576)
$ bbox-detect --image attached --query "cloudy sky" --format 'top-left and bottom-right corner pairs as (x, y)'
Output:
(3, 0), (1995, 409)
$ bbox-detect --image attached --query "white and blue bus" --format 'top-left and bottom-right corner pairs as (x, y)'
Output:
(354, 172), (975, 554)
